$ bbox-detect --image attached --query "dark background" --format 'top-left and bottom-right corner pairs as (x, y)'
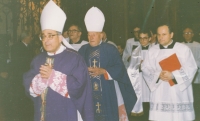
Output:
(1, 0), (200, 48)
(61, 0), (200, 44)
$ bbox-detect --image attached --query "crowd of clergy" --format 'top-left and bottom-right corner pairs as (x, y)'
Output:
(0, 0), (200, 121)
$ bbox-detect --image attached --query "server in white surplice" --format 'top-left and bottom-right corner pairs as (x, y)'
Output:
(141, 24), (197, 121)
(122, 26), (141, 68)
(127, 29), (151, 116)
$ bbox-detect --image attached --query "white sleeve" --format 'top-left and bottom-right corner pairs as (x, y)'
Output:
(122, 40), (131, 68)
(29, 74), (48, 97)
(141, 52), (162, 92)
(172, 48), (197, 91)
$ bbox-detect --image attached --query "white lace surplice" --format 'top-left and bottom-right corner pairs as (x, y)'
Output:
(141, 43), (197, 121)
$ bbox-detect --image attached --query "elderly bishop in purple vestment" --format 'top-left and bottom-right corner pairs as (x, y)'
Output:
(23, 1), (94, 121)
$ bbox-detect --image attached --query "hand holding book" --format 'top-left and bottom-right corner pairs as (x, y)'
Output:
(159, 53), (181, 86)
(159, 71), (174, 83)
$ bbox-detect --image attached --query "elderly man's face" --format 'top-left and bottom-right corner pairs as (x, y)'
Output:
(41, 29), (62, 53)
(157, 25), (173, 46)
(88, 32), (102, 47)
(183, 28), (194, 42)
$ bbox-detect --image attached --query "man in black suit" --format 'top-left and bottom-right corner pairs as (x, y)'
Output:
(10, 31), (34, 120)
(11, 31), (33, 75)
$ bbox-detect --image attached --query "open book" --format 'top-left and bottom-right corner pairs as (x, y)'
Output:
(159, 53), (181, 86)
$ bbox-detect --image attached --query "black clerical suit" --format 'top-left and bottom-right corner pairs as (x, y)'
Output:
(10, 41), (34, 120)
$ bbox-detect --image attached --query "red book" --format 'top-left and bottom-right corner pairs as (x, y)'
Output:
(159, 53), (181, 86)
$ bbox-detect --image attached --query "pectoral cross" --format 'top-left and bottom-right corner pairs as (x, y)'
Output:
(96, 102), (101, 113)
(93, 59), (98, 68)
(45, 57), (54, 68)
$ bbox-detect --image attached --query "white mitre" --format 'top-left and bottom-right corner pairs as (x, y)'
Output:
(40, 0), (73, 49)
(84, 7), (105, 32)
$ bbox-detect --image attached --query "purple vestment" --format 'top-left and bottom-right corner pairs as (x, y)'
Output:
(23, 48), (94, 121)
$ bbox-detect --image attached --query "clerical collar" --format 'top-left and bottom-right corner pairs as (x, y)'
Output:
(142, 44), (149, 50)
(47, 44), (66, 56)
(22, 41), (28, 47)
(159, 40), (176, 49)
(69, 39), (83, 44)
(184, 40), (193, 43)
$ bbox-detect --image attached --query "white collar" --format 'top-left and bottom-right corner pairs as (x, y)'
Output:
(47, 44), (66, 56)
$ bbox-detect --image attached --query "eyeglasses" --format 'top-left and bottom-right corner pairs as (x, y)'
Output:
(139, 37), (149, 41)
(39, 34), (59, 41)
(68, 30), (80, 34)
(183, 32), (193, 35)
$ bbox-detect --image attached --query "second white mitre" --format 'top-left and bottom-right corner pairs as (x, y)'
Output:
(84, 7), (105, 32)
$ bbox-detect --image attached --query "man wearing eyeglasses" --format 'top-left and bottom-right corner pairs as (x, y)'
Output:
(23, 1), (94, 121)
(67, 24), (88, 51)
(128, 29), (151, 117)
(182, 26), (200, 119)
